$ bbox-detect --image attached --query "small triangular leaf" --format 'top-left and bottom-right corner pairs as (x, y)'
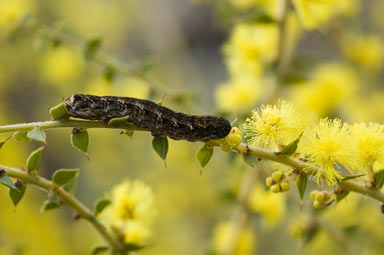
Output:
(27, 128), (46, 143)
(13, 131), (32, 142)
(92, 246), (109, 255)
(49, 103), (70, 120)
(124, 243), (144, 252)
(84, 37), (102, 61)
(71, 129), (89, 155)
(0, 173), (18, 190)
(197, 146), (213, 168)
(52, 168), (79, 186)
(9, 183), (26, 207)
(108, 116), (130, 127)
(40, 200), (61, 212)
(243, 154), (259, 168)
(336, 190), (350, 202)
(374, 169), (384, 189)
(26, 146), (44, 173)
(0, 136), (11, 150)
(64, 175), (78, 195)
(341, 174), (365, 182)
(152, 136), (168, 161)
(278, 134), (302, 156)
(296, 173), (307, 201)
(94, 198), (111, 216)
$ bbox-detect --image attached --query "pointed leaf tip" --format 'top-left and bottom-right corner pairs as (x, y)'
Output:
(152, 136), (168, 161)
(52, 169), (79, 186)
(197, 146), (213, 168)
(26, 146), (44, 173)
(27, 128), (46, 143)
(71, 129), (89, 154)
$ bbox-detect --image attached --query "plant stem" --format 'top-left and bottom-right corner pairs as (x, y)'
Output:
(1, 165), (127, 254)
(237, 143), (384, 203)
(0, 119), (144, 134)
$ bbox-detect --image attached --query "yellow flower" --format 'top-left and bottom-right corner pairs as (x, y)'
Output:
(99, 179), (156, 244)
(213, 221), (255, 255)
(224, 23), (279, 76)
(248, 185), (286, 226)
(243, 100), (302, 148)
(215, 75), (261, 112)
(293, 0), (358, 29)
(299, 118), (358, 185)
(123, 221), (151, 244)
(343, 35), (384, 71)
(289, 63), (357, 121)
(351, 122), (384, 168)
(0, 0), (34, 29)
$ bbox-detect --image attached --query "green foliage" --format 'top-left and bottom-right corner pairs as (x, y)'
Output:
(71, 129), (89, 157)
(278, 134), (302, 156)
(84, 37), (102, 61)
(94, 199), (111, 216)
(49, 103), (70, 120)
(243, 154), (259, 168)
(13, 131), (32, 142)
(296, 173), (307, 201)
(152, 136), (168, 161)
(374, 169), (384, 189)
(197, 146), (213, 168)
(107, 116), (130, 127)
(91, 246), (109, 255)
(27, 128), (46, 143)
(0, 172), (18, 190)
(336, 190), (350, 202)
(26, 146), (44, 173)
(9, 182), (26, 207)
(52, 169), (79, 186)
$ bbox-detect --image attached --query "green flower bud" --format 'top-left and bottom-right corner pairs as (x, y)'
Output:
(272, 171), (283, 182)
(266, 177), (274, 187)
(280, 181), (290, 192)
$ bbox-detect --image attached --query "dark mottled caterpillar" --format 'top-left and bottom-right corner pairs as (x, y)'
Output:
(64, 94), (232, 142)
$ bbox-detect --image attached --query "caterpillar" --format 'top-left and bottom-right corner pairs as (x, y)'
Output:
(64, 94), (232, 142)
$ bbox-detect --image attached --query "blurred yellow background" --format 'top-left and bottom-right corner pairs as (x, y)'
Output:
(1, 0), (384, 254)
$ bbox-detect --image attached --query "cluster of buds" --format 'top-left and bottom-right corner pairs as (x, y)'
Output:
(310, 190), (331, 208)
(220, 127), (242, 152)
(266, 171), (290, 193)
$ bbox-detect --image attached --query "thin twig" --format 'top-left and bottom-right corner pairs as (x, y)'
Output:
(1, 165), (127, 254)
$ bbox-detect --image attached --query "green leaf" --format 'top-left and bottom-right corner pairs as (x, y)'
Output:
(71, 129), (89, 155)
(197, 146), (213, 168)
(341, 174), (365, 182)
(26, 146), (44, 172)
(374, 169), (384, 189)
(296, 174), (308, 201)
(52, 168), (79, 186)
(107, 116), (130, 127)
(94, 199), (111, 216)
(278, 135), (302, 156)
(64, 175), (78, 195)
(91, 246), (109, 255)
(152, 136), (168, 161)
(0, 136), (11, 150)
(13, 131), (32, 142)
(84, 37), (102, 60)
(9, 183), (26, 207)
(124, 243), (144, 252)
(0, 173), (18, 190)
(103, 67), (115, 82)
(27, 128), (46, 143)
(336, 190), (350, 202)
(49, 103), (70, 120)
(40, 200), (61, 212)
(243, 154), (259, 168)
